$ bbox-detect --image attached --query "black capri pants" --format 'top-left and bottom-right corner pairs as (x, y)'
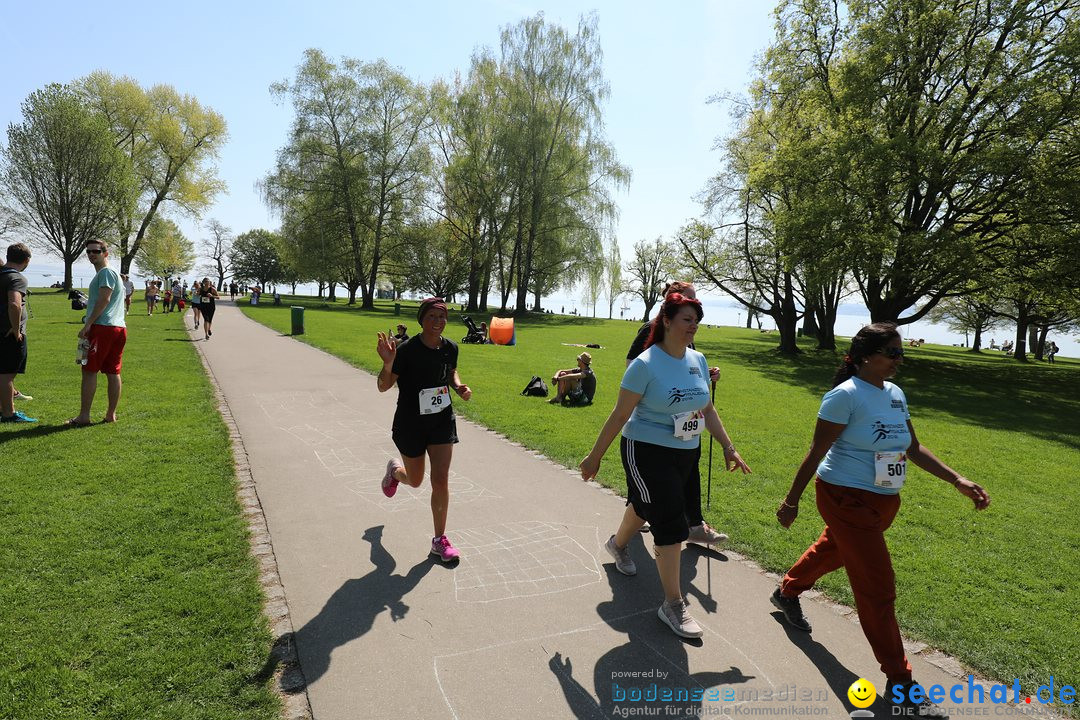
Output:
(620, 436), (699, 546)
(199, 301), (216, 323)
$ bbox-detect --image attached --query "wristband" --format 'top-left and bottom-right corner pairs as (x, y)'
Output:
(723, 445), (735, 454)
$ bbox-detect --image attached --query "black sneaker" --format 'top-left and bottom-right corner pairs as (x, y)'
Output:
(770, 588), (812, 632)
(889, 682), (949, 719)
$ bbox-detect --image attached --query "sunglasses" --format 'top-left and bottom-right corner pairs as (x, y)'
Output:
(85, 248), (103, 255)
(878, 347), (905, 359)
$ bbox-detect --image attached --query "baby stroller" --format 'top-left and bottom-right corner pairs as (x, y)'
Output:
(68, 289), (88, 310)
(461, 315), (486, 344)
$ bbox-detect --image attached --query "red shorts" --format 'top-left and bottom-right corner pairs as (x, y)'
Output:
(85, 325), (127, 375)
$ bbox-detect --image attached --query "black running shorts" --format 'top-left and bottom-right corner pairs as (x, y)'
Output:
(620, 436), (699, 545)
(392, 410), (458, 458)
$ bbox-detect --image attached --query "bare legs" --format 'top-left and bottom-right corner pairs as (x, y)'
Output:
(74, 371), (121, 424)
(394, 443), (453, 537)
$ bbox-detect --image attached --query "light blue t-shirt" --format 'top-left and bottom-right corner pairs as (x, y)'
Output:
(87, 266), (126, 328)
(621, 345), (711, 449)
(816, 377), (911, 495)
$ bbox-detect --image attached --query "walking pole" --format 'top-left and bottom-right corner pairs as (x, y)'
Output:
(707, 377), (716, 510)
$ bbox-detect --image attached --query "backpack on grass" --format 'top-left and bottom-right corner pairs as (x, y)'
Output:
(521, 375), (548, 397)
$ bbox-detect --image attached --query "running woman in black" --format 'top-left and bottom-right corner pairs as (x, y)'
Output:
(376, 297), (472, 562)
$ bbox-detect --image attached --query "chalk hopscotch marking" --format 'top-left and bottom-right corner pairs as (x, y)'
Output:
(447, 522), (602, 603)
(252, 390), (499, 507)
(433, 609), (778, 720)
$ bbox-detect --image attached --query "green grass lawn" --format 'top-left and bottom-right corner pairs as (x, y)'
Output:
(243, 295), (1079, 699)
(1, 291), (279, 720)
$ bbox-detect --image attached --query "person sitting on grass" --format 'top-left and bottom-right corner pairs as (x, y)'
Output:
(391, 324), (409, 343)
(549, 352), (596, 406)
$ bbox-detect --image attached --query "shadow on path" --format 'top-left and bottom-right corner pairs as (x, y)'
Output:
(286, 525), (436, 688)
(548, 538), (753, 718)
(768, 613), (894, 718)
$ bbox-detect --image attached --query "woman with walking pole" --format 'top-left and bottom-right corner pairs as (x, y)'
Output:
(581, 292), (751, 638)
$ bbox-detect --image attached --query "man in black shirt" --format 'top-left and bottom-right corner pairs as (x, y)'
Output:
(376, 298), (472, 563)
(1, 243), (35, 423)
(549, 352), (597, 405)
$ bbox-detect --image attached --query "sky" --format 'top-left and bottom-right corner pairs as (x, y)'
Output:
(1, 0), (1074, 355)
(1, 0), (773, 273)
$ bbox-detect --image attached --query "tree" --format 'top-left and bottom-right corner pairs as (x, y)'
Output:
(626, 237), (673, 322)
(231, 229), (284, 290)
(355, 60), (431, 309)
(580, 250), (604, 317)
(79, 72), (228, 274)
(267, 51), (430, 308)
(603, 236), (622, 319)
(389, 219), (471, 299)
(497, 14), (629, 314)
(135, 217), (195, 280)
(927, 292), (999, 351)
(766, 0), (1080, 325)
(428, 62), (513, 312)
(0, 84), (135, 289)
(202, 219), (234, 289)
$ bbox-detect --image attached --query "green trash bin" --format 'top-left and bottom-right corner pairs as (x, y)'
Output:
(394, 303), (401, 316)
(291, 306), (305, 335)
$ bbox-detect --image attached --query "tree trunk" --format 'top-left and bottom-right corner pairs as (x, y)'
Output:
(1035, 325), (1049, 361)
(814, 305), (837, 351)
(317, 282), (325, 298)
(328, 282), (337, 301)
(776, 310), (800, 355)
(801, 306), (819, 338)
(972, 325), (983, 352)
(1028, 325), (1041, 358)
(1013, 308), (1028, 360)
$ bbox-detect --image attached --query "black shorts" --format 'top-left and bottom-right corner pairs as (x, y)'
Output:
(200, 303), (216, 323)
(392, 410), (458, 458)
(0, 334), (27, 374)
(620, 436), (699, 545)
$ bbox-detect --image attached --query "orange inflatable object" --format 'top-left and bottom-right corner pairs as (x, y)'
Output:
(488, 317), (516, 345)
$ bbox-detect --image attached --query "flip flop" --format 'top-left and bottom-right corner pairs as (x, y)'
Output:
(65, 418), (93, 427)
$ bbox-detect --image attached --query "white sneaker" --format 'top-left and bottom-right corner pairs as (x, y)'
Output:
(604, 535), (637, 576)
(658, 598), (703, 638)
(687, 523), (728, 546)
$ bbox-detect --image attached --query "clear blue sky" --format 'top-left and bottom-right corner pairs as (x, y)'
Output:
(1, 0), (776, 269)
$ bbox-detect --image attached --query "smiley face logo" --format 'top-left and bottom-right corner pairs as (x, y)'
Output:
(847, 678), (876, 708)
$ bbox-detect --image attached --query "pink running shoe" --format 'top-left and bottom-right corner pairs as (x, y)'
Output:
(430, 535), (460, 563)
(382, 458), (402, 498)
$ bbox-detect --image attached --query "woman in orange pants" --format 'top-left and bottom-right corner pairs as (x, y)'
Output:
(772, 323), (990, 719)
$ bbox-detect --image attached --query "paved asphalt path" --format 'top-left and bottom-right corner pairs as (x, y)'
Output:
(191, 301), (983, 720)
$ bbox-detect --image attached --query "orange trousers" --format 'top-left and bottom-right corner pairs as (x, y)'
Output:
(781, 477), (913, 683)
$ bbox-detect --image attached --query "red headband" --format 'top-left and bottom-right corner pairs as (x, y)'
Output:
(417, 297), (447, 322)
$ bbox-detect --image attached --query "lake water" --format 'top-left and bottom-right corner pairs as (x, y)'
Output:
(19, 260), (1075, 359)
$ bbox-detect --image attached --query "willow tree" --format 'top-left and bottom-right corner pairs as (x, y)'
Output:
(498, 13), (628, 314)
